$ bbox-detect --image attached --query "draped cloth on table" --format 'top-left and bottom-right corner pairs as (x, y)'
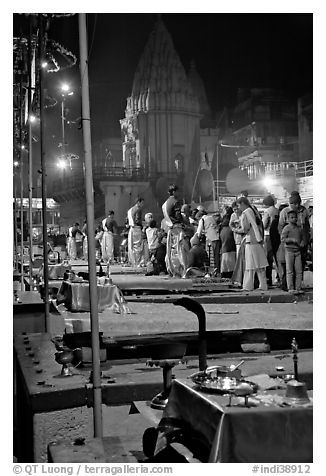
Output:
(165, 224), (188, 278)
(56, 280), (132, 313)
(155, 379), (312, 463)
(128, 225), (146, 267)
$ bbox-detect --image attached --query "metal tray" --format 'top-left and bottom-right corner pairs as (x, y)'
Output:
(191, 375), (258, 394)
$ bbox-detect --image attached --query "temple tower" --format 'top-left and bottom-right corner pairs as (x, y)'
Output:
(120, 17), (202, 204)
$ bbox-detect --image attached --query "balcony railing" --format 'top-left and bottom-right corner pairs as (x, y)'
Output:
(263, 159), (313, 178)
(93, 166), (148, 180)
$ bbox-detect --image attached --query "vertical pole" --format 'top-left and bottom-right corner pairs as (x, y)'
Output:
(61, 98), (66, 159)
(13, 169), (19, 271)
(61, 99), (66, 184)
(216, 143), (219, 210)
(28, 17), (34, 286)
(19, 80), (25, 291)
(38, 14), (50, 329)
(78, 13), (103, 438)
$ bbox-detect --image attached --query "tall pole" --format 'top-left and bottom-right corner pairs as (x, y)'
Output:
(61, 98), (66, 159)
(78, 13), (103, 438)
(61, 98), (66, 184)
(13, 168), (19, 271)
(38, 14), (50, 329)
(28, 17), (34, 286)
(216, 143), (219, 209)
(19, 80), (25, 291)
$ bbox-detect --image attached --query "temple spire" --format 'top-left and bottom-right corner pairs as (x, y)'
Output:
(128, 17), (199, 114)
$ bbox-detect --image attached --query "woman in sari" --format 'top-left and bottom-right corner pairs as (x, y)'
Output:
(162, 184), (188, 278)
(127, 197), (146, 267)
(236, 197), (268, 291)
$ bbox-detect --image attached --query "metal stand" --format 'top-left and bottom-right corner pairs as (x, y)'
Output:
(147, 359), (179, 410)
(291, 337), (299, 381)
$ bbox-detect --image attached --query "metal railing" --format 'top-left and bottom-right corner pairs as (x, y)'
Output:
(263, 159), (313, 178)
(293, 159), (313, 177)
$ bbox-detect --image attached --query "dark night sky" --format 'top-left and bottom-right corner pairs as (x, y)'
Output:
(53, 13), (312, 114)
(13, 12), (313, 178)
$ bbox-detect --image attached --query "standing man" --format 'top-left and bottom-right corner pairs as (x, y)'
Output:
(262, 195), (279, 286)
(127, 197), (145, 267)
(278, 192), (310, 270)
(81, 219), (88, 260)
(280, 210), (304, 294)
(162, 184), (188, 277)
(101, 211), (119, 264)
(196, 208), (221, 275)
(236, 197), (268, 291)
(230, 200), (244, 256)
(67, 223), (83, 261)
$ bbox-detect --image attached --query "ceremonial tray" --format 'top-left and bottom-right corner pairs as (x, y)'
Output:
(189, 371), (258, 395)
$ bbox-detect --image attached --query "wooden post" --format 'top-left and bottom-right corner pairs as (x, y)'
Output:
(78, 13), (103, 438)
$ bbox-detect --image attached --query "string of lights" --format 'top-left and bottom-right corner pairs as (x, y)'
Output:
(13, 14), (78, 156)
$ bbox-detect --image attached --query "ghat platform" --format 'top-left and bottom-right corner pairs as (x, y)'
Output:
(14, 332), (313, 462)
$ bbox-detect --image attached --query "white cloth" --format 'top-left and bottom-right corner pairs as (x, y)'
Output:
(101, 231), (114, 263)
(242, 207), (263, 243)
(162, 199), (174, 228)
(243, 269), (268, 291)
(146, 227), (159, 250)
(127, 207), (135, 227)
(128, 226), (145, 267)
(240, 208), (268, 270)
(165, 225), (188, 277)
(244, 244), (268, 270)
(196, 215), (219, 242)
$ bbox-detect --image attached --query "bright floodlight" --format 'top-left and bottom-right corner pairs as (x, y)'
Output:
(57, 159), (67, 169)
(13, 161), (19, 167)
(263, 177), (274, 188)
(29, 115), (36, 123)
(41, 61), (48, 68)
(61, 84), (70, 92)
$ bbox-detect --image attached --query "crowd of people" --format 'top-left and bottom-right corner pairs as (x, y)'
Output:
(64, 185), (313, 294)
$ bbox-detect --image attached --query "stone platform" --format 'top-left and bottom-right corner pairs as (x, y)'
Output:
(14, 332), (313, 462)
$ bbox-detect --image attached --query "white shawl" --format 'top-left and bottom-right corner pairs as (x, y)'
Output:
(243, 208), (262, 242)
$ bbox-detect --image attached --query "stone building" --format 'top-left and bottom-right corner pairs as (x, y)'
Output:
(53, 21), (313, 225)
(108, 17), (202, 223)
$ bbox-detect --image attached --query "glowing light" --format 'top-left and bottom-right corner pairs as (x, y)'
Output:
(41, 61), (48, 68)
(263, 177), (274, 189)
(29, 115), (37, 123)
(61, 83), (70, 92)
(57, 159), (67, 169)
(13, 161), (19, 167)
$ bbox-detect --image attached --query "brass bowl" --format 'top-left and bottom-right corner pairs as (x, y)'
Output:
(285, 380), (310, 404)
(55, 350), (75, 365)
(190, 365), (242, 382)
(55, 349), (75, 377)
